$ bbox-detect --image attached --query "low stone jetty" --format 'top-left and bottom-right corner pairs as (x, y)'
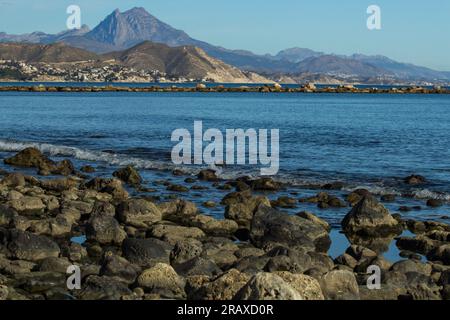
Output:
(0, 84), (449, 94)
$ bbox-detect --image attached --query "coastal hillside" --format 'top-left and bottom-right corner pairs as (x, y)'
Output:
(0, 42), (99, 63)
(104, 41), (271, 83)
(0, 42), (271, 83)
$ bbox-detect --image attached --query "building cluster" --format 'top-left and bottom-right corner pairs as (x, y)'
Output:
(0, 59), (204, 83)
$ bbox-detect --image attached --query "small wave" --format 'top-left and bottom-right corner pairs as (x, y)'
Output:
(0, 139), (189, 173)
(411, 189), (450, 201)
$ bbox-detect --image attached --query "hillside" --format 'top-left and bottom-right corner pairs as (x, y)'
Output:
(0, 42), (99, 63)
(0, 42), (271, 83)
(104, 41), (271, 83)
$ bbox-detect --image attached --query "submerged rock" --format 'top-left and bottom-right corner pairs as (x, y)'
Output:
(404, 175), (426, 185)
(198, 169), (219, 182)
(251, 178), (282, 191)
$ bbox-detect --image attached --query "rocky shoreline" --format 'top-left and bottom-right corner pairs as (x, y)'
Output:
(0, 148), (449, 300)
(0, 83), (449, 94)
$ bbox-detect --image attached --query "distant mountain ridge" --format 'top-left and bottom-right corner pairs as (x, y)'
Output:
(1, 7), (449, 83)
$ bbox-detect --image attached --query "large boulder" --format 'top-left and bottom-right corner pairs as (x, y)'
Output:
(113, 166), (142, 186)
(250, 206), (331, 253)
(121, 238), (172, 268)
(4, 148), (75, 176)
(198, 169), (219, 182)
(190, 269), (250, 300)
(274, 271), (324, 300)
(427, 244), (450, 265)
(116, 199), (162, 228)
(84, 178), (128, 200)
(170, 238), (204, 266)
(85, 215), (126, 245)
(2, 229), (60, 261)
(99, 253), (141, 284)
(234, 272), (303, 300)
(158, 200), (198, 221)
(0, 173), (26, 188)
(77, 275), (132, 300)
(137, 263), (186, 299)
(7, 196), (46, 215)
(224, 190), (271, 229)
(4, 148), (53, 169)
(319, 270), (360, 300)
(251, 178), (282, 191)
(0, 205), (17, 226)
(342, 195), (403, 237)
(149, 224), (205, 245)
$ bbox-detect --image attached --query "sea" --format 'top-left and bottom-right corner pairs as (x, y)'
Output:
(1, 83), (449, 261)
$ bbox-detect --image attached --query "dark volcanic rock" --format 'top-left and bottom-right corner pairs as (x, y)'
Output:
(99, 253), (141, 284)
(2, 229), (60, 261)
(250, 206), (331, 253)
(137, 263), (186, 299)
(426, 199), (443, 208)
(86, 215), (126, 245)
(342, 195), (403, 237)
(121, 238), (172, 268)
(77, 275), (132, 300)
(234, 272), (303, 300)
(113, 166), (142, 186)
(251, 178), (282, 191)
(4, 148), (75, 176)
(224, 190), (271, 229)
(319, 270), (360, 300)
(197, 169), (219, 182)
(404, 175), (426, 185)
(174, 257), (221, 277)
(116, 199), (162, 228)
(4, 148), (54, 169)
(84, 177), (129, 199)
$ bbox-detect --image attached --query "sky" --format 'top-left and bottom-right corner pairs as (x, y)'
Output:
(0, 0), (449, 71)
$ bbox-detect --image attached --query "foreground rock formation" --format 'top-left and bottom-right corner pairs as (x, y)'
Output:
(0, 148), (449, 300)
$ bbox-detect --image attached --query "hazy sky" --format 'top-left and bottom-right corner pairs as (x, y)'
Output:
(1, 0), (449, 70)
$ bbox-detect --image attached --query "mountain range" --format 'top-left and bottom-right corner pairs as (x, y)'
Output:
(1, 7), (449, 84)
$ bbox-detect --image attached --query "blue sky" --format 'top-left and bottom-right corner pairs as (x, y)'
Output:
(1, 0), (449, 70)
